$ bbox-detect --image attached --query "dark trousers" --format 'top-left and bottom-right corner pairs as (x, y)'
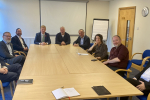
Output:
(5, 55), (25, 66)
(0, 63), (22, 83)
(107, 65), (125, 77)
(120, 78), (150, 100)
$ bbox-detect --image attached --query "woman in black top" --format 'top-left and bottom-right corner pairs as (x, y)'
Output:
(88, 34), (108, 60)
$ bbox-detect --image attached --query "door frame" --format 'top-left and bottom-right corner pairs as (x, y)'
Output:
(117, 6), (136, 59)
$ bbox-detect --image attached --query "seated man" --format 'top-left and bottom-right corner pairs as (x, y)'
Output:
(0, 32), (25, 66)
(121, 60), (150, 100)
(73, 29), (90, 50)
(55, 26), (70, 45)
(34, 25), (51, 45)
(0, 58), (22, 83)
(103, 35), (129, 76)
(11, 28), (28, 55)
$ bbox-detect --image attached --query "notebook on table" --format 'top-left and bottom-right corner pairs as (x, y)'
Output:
(52, 87), (80, 100)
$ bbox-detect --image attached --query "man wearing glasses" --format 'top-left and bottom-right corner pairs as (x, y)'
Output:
(0, 32), (25, 66)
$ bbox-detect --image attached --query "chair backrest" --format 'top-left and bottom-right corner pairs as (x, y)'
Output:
(90, 43), (93, 47)
(126, 60), (132, 70)
(143, 50), (150, 59)
(123, 60), (132, 79)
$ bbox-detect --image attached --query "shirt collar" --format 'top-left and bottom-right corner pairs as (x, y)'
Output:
(16, 35), (21, 38)
(80, 35), (85, 39)
(41, 32), (45, 35)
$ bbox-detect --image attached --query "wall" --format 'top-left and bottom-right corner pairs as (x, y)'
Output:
(108, 0), (150, 59)
(86, 0), (109, 42)
(0, 0), (40, 40)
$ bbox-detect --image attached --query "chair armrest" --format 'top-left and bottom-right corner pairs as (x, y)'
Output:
(115, 69), (132, 78)
(14, 51), (20, 54)
(14, 51), (26, 57)
(131, 53), (142, 60)
(101, 59), (108, 62)
(5, 63), (9, 65)
(92, 53), (95, 56)
(147, 93), (150, 100)
(141, 56), (150, 66)
(19, 51), (26, 57)
(115, 69), (132, 73)
(0, 80), (4, 89)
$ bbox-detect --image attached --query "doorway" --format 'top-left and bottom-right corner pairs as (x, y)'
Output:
(117, 6), (136, 59)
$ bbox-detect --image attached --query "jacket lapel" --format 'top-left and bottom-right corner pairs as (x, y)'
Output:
(2, 41), (10, 53)
(15, 35), (22, 46)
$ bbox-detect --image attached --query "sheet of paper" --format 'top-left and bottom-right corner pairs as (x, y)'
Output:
(52, 88), (68, 99)
(63, 88), (80, 97)
(78, 53), (89, 55)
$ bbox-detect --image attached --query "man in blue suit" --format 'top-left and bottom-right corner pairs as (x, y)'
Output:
(55, 26), (70, 45)
(34, 25), (51, 45)
(11, 28), (28, 55)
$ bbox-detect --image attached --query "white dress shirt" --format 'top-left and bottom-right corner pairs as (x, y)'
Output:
(17, 35), (25, 48)
(80, 36), (85, 45)
(140, 67), (150, 82)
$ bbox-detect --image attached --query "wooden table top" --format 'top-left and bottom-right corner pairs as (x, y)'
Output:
(13, 44), (143, 100)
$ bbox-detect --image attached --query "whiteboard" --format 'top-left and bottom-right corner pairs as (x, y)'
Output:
(41, 1), (86, 35)
(92, 19), (109, 41)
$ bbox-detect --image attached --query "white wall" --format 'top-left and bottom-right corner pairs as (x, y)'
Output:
(108, 0), (150, 58)
(0, 0), (40, 40)
(86, 0), (109, 42)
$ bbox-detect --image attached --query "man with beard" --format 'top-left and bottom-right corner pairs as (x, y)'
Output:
(103, 35), (129, 77)
(11, 28), (28, 55)
(0, 32), (25, 66)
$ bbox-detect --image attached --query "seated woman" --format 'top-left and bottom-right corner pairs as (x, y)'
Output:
(88, 34), (108, 61)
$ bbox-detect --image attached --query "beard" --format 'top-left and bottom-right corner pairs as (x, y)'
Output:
(4, 39), (11, 43)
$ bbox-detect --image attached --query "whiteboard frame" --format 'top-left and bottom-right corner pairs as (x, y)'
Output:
(91, 19), (109, 41)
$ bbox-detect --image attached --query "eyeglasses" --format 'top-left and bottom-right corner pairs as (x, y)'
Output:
(3, 35), (12, 38)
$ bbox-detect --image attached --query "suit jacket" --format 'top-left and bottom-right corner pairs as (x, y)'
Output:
(0, 41), (15, 60)
(34, 32), (51, 45)
(11, 35), (28, 51)
(73, 35), (90, 50)
(135, 61), (150, 90)
(0, 58), (6, 66)
(55, 32), (70, 45)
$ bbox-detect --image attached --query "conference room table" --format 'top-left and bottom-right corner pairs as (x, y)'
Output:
(13, 44), (143, 100)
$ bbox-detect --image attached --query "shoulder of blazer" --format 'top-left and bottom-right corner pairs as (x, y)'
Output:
(12, 35), (19, 41)
(36, 32), (41, 36)
(45, 32), (50, 36)
(84, 35), (89, 40)
(0, 41), (5, 46)
(65, 32), (69, 36)
(0, 41), (7, 50)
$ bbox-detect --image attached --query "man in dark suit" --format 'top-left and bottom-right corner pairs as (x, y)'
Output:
(73, 29), (90, 50)
(11, 28), (28, 55)
(55, 27), (70, 45)
(34, 25), (51, 45)
(0, 32), (25, 66)
(0, 58), (22, 82)
(121, 61), (150, 100)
